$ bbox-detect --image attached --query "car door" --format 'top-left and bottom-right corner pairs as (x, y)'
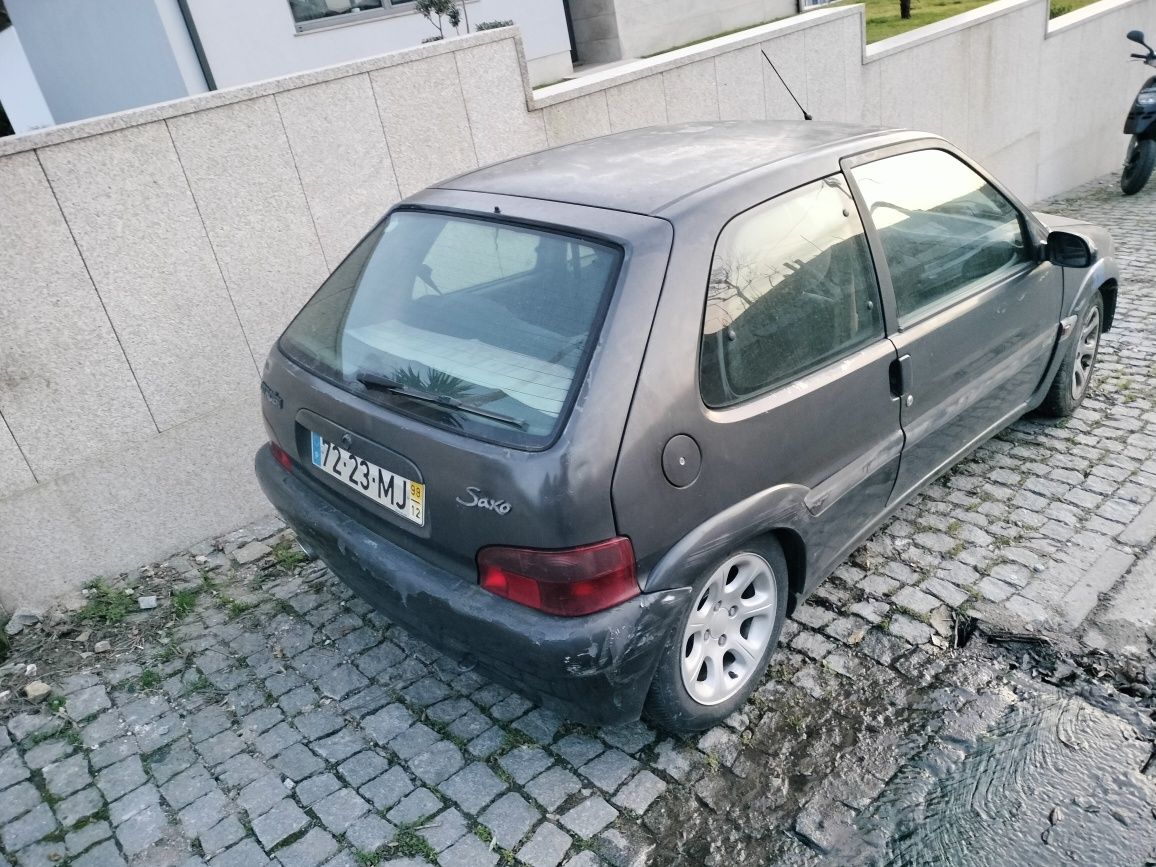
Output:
(691, 173), (904, 573)
(845, 146), (1063, 505)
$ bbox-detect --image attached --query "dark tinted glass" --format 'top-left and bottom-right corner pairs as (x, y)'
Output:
(851, 149), (1031, 324)
(700, 175), (884, 406)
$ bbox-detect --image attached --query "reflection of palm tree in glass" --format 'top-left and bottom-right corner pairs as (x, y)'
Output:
(391, 366), (475, 399)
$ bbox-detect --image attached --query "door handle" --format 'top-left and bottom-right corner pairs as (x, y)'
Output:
(889, 355), (913, 404)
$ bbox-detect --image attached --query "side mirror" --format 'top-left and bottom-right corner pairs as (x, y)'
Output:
(1047, 230), (1097, 268)
(1127, 30), (1147, 46)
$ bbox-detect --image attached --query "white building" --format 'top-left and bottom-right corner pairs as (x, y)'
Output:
(567, 0), (803, 63)
(0, 0), (576, 135)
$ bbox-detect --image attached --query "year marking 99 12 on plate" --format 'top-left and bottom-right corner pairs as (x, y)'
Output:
(310, 432), (425, 526)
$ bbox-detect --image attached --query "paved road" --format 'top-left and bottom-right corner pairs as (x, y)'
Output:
(1, 175), (1154, 866)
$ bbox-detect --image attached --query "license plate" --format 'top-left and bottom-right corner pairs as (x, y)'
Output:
(310, 432), (425, 526)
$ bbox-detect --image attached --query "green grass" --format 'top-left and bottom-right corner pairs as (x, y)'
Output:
(624, 0), (1110, 57)
(187, 675), (212, 694)
(224, 599), (255, 619)
(272, 541), (308, 571)
(388, 826), (438, 861)
(138, 669), (162, 691)
(499, 727), (537, 753)
(172, 588), (201, 619)
(78, 581), (135, 624)
(834, 0), (993, 42)
(834, 0), (1100, 42)
(1048, 0), (1101, 17)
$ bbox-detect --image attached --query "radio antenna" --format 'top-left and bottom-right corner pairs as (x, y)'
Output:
(761, 49), (812, 121)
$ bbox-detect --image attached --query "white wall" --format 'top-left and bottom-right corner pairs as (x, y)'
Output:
(0, 1), (1151, 611)
(567, 0), (624, 63)
(6, 0), (196, 124)
(0, 27), (53, 133)
(155, 0), (211, 96)
(187, 0), (573, 86)
(568, 0), (797, 62)
(618, 0), (799, 58)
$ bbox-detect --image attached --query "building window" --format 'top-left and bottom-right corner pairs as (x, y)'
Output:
(288, 0), (415, 33)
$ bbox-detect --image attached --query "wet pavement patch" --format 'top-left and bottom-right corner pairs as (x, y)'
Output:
(853, 679), (1156, 866)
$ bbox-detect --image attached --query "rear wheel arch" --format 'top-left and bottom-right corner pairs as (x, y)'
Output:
(762, 527), (807, 615)
(643, 533), (791, 731)
(1099, 279), (1118, 331)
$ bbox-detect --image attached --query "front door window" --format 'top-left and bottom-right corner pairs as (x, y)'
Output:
(851, 149), (1032, 326)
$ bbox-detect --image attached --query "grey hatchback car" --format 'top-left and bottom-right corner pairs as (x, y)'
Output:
(256, 121), (1119, 732)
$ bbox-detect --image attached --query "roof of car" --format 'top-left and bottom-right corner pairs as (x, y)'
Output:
(436, 121), (905, 216)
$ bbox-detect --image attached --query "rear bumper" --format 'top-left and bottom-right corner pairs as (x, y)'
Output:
(255, 445), (689, 725)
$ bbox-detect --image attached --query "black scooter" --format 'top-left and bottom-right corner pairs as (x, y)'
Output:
(1122, 30), (1156, 195)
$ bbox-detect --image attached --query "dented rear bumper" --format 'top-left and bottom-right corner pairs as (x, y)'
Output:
(255, 445), (689, 725)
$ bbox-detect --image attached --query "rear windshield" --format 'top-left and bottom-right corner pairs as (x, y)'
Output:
(279, 210), (623, 447)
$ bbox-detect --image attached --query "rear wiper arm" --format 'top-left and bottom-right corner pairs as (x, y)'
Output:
(355, 371), (528, 430)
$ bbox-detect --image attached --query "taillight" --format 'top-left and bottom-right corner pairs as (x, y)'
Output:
(270, 442), (294, 471)
(477, 537), (639, 617)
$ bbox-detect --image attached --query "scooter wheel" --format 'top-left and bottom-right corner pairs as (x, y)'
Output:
(1121, 136), (1156, 195)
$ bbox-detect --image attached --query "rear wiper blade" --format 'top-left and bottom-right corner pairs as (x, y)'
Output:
(355, 371), (528, 430)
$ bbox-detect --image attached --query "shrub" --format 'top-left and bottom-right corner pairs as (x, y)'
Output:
(476, 19), (515, 31)
(416, 0), (460, 39)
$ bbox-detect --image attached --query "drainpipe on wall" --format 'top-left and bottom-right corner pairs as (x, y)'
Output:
(562, 0), (578, 63)
(175, 0), (216, 90)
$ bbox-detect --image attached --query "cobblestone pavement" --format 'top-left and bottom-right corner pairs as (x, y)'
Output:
(2, 175), (1156, 867)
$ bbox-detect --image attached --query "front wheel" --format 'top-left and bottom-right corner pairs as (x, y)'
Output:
(1121, 136), (1155, 195)
(644, 540), (788, 733)
(1039, 293), (1103, 418)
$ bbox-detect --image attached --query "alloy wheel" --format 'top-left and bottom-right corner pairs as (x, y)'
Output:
(681, 552), (778, 706)
(1071, 304), (1101, 401)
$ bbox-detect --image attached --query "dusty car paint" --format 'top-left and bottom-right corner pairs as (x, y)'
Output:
(256, 121), (1119, 724)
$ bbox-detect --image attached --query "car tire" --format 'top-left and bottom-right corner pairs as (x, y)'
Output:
(643, 538), (789, 733)
(1039, 292), (1104, 418)
(1121, 137), (1156, 196)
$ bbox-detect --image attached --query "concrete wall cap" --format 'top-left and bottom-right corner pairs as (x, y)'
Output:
(532, 6), (863, 110)
(0, 28), (515, 158)
(1046, 0), (1147, 34)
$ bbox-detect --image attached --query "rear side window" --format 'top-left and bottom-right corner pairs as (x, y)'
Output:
(700, 175), (884, 407)
(850, 149), (1032, 324)
(279, 210), (622, 448)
